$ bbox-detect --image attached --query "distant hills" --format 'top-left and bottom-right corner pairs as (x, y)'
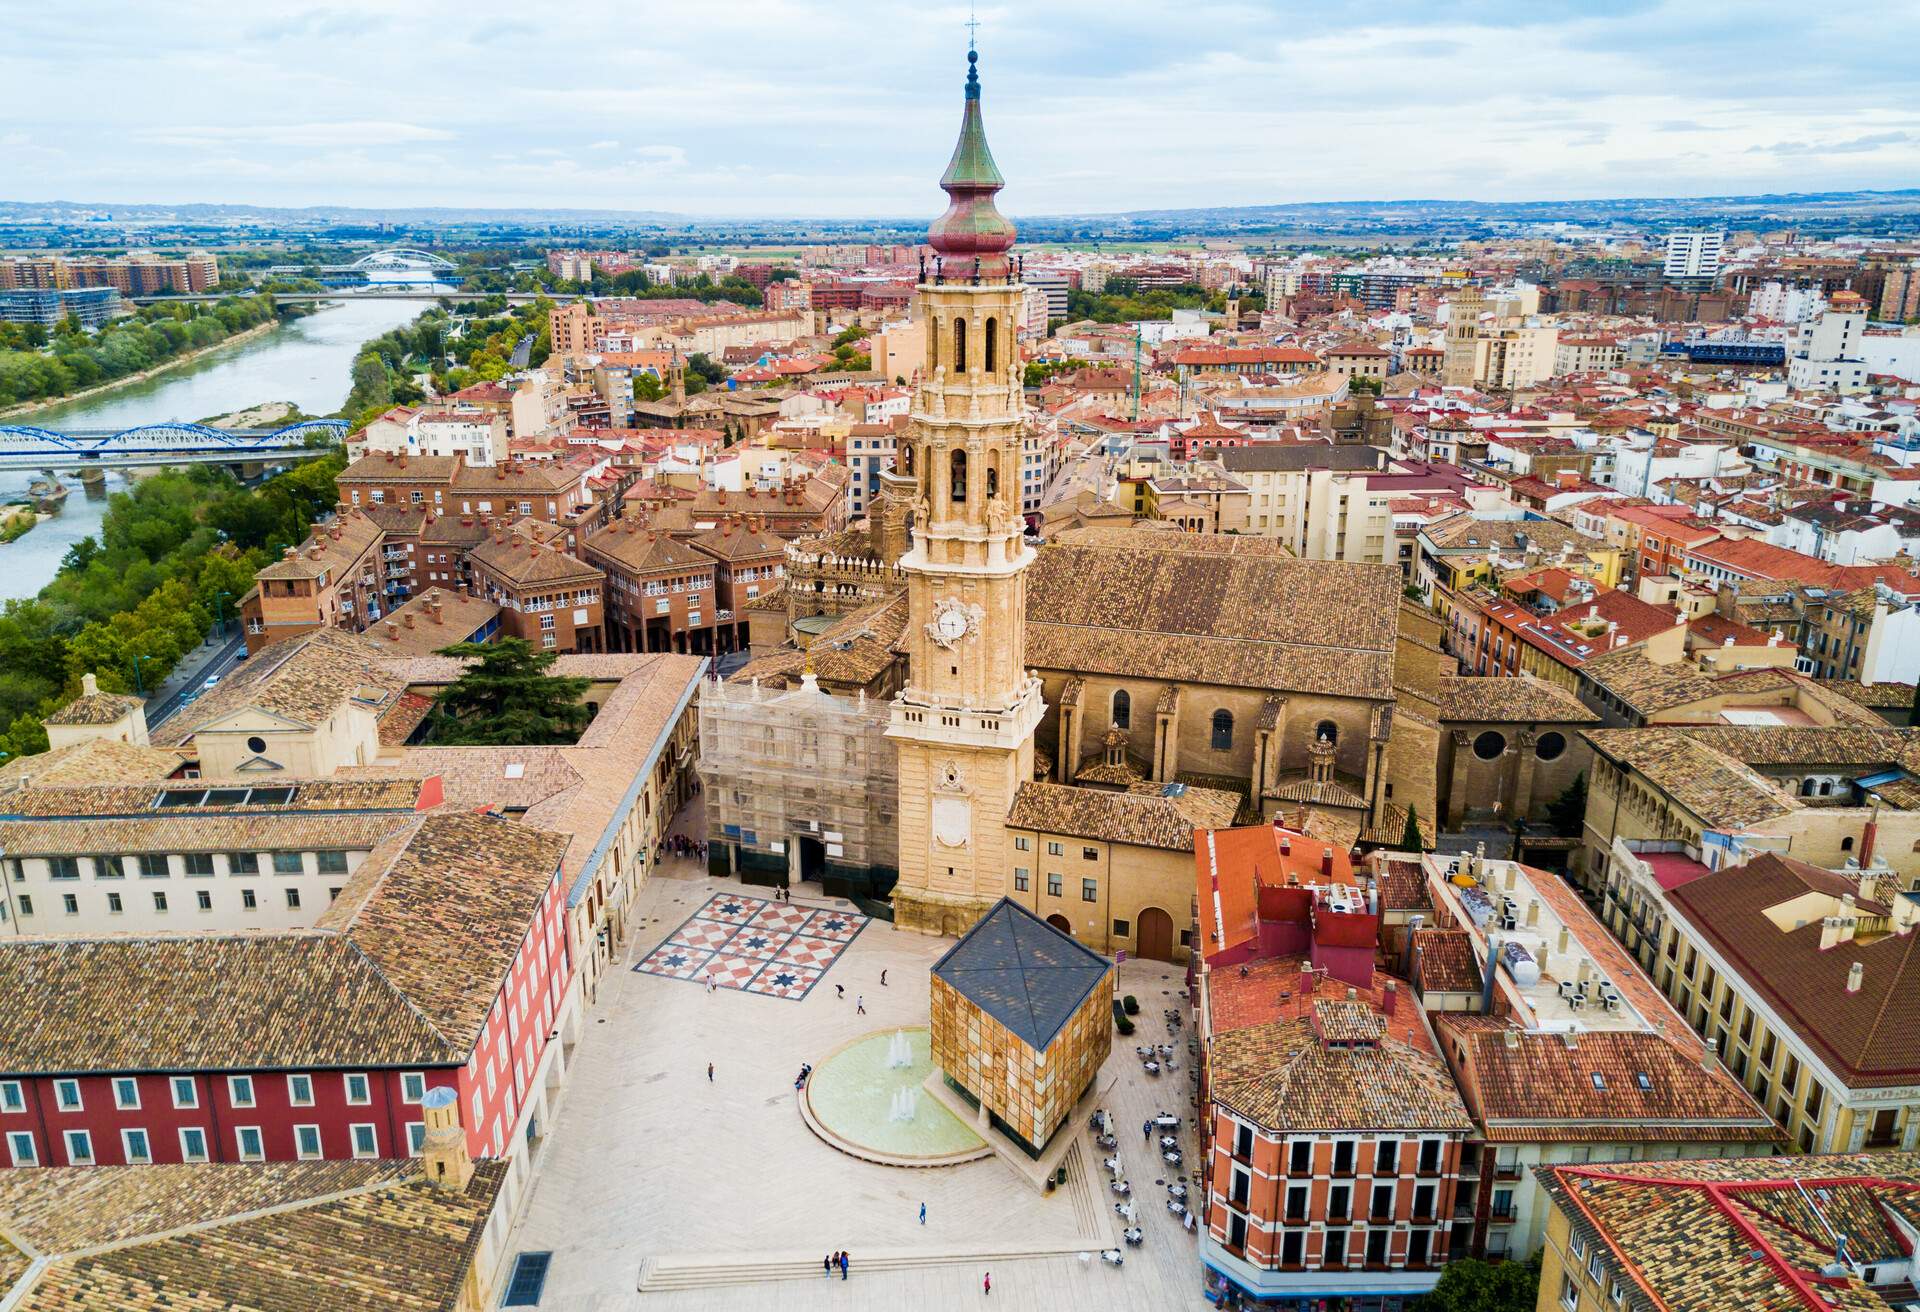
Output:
(3, 188), (1917, 237)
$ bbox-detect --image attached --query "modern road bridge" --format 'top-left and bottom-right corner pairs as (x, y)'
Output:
(0, 419), (347, 472)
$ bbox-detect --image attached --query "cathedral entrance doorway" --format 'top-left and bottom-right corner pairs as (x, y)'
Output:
(792, 835), (826, 886)
(1136, 906), (1175, 962)
(1046, 913), (1073, 936)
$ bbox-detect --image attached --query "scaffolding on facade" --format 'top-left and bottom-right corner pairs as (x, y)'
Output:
(698, 671), (899, 896)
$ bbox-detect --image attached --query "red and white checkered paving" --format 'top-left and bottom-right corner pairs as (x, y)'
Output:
(634, 891), (868, 1001)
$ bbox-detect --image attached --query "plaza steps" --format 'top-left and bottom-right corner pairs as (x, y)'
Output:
(639, 1145), (1119, 1294)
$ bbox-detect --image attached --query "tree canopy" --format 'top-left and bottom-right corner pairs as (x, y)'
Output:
(1412, 1253), (1541, 1312)
(423, 639), (593, 745)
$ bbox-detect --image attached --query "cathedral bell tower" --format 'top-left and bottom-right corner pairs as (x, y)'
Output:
(887, 47), (1044, 937)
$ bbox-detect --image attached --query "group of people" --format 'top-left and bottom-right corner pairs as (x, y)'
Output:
(793, 1062), (812, 1091)
(823, 1251), (851, 1280)
(664, 833), (707, 863)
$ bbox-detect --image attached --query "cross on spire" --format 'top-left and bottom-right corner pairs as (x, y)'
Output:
(965, 5), (979, 50)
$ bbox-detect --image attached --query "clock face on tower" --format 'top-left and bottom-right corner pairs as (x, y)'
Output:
(926, 596), (981, 649)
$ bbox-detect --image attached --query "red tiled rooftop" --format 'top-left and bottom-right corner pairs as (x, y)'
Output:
(1206, 955), (1434, 1056)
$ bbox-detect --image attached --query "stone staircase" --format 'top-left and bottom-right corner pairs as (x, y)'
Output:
(638, 1143), (1117, 1294)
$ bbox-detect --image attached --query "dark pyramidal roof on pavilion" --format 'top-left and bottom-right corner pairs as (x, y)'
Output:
(932, 898), (1112, 1049)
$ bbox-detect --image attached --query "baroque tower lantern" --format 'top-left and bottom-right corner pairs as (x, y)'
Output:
(886, 47), (1044, 937)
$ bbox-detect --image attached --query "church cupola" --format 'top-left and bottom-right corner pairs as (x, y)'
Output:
(927, 49), (1016, 284)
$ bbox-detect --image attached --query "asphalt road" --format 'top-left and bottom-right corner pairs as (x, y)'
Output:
(144, 631), (247, 731)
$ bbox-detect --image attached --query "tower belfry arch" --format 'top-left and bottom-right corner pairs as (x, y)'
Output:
(886, 47), (1044, 937)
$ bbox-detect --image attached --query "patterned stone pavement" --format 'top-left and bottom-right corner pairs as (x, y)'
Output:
(634, 892), (867, 1001)
(503, 844), (1216, 1311)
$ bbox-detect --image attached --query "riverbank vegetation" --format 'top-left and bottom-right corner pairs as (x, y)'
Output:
(0, 453), (346, 761)
(342, 297), (554, 425)
(0, 293), (300, 410)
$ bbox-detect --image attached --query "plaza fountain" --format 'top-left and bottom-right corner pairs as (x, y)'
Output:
(800, 1026), (988, 1164)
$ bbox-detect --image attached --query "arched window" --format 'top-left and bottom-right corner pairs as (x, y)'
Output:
(1819, 779), (1834, 797)
(930, 323), (939, 371)
(1112, 689), (1131, 730)
(954, 317), (968, 372)
(900, 443), (914, 476)
(1801, 778), (1818, 797)
(1841, 836), (1855, 853)
(985, 317), (998, 374)
(1314, 720), (1338, 746)
(986, 459), (999, 500)
(1211, 709), (1234, 751)
(950, 448), (967, 503)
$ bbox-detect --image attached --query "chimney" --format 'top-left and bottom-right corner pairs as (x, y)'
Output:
(81, 672), (98, 696)
(385, 621), (399, 639)
(1847, 961), (1865, 994)
(1557, 925), (1571, 957)
(1818, 915), (1854, 951)
(1502, 1028), (1520, 1050)
(403, 611), (415, 629)
(1894, 896), (1918, 936)
(1525, 899), (1541, 928)
(1321, 847), (1334, 877)
(1280, 834), (1291, 855)
(419, 1086), (473, 1190)
(1382, 980), (1398, 1016)
(430, 599), (444, 623)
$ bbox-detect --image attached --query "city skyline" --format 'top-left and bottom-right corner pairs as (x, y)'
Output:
(5, 0), (1919, 217)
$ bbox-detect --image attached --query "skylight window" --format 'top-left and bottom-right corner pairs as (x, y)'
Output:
(1634, 1072), (1652, 1091)
(1590, 1073), (1607, 1090)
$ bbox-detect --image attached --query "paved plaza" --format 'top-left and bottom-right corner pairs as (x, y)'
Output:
(503, 832), (1219, 1311)
(634, 890), (870, 1000)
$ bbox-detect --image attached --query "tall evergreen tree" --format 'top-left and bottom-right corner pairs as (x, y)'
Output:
(426, 639), (592, 745)
(1399, 804), (1424, 853)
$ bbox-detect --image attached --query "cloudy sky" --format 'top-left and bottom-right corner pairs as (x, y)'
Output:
(5, 0), (1919, 217)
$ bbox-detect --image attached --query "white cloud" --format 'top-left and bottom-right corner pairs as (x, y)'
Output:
(4, 0), (1917, 213)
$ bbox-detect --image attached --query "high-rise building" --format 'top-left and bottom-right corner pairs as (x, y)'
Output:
(886, 49), (1046, 936)
(1662, 230), (1724, 284)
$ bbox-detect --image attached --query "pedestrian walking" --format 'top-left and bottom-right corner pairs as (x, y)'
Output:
(919, 1201), (926, 1225)
(880, 968), (888, 986)
(856, 995), (866, 1015)
(823, 1254), (832, 1279)
(835, 984), (844, 1000)
(1143, 1119), (1151, 1143)
(706, 972), (716, 994)
(984, 1271), (992, 1296)
(707, 1061), (714, 1083)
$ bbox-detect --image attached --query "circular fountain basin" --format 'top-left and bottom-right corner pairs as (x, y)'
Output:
(801, 1027), (988, 1166)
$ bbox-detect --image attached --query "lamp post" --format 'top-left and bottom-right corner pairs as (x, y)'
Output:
(132, 654), (152, 698)
(215, 590), (233, 638)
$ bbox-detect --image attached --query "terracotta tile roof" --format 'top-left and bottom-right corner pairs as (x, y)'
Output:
(1669, 852), (1920, 1088)
(1410, 927), (1482, 994)
(254, 510), (383, 582)
(0, 1159), (506, 1312)
(0, 740), (182, 789)
(0, 812), (564, 1074)
(1435, 1015), (1778, 1144)
(361, 590), (502, 657)
(470, 531), (600, 587)
(1209, 1006), (1469, 1133)
(1026, 532), (1399, 700)
(42, 690), (144, 728)
(582, 523), (716, 576)
(1008, 780), (1239, 852)
(1667, 724), (1920, 770)
(1818, 679), (1916, 710)
(154, 627), (407, 747)
(1580, 648), (1882, 724)
(1583, 727), (1801, 829)
(1433, 674), (1599, 725)
(1536, 1153), (1920, 1312)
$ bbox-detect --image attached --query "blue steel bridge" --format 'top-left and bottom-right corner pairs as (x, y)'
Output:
(0, 420), (347, 472)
